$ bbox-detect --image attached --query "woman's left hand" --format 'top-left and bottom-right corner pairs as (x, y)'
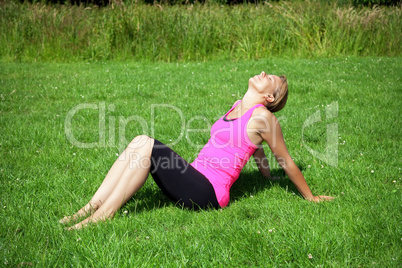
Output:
(268, 176), (282, 182)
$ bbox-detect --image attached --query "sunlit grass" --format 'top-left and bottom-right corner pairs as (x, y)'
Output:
(0, 57), (401, 266)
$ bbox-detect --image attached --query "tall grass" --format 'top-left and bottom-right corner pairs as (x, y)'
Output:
(0, 1), (400, 62)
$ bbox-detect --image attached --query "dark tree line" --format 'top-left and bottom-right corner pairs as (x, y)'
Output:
(22, 0), (401, 7)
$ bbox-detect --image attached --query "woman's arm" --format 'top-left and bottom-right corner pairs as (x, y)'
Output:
(253, 147), (281, 181)
(254, 111), (333, 202)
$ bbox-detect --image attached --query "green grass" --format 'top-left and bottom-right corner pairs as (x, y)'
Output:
(0, 57), (401, 266)
(0, 1), (400, 62)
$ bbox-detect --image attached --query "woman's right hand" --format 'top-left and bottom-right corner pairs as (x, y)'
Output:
(309, 195), (335, 202)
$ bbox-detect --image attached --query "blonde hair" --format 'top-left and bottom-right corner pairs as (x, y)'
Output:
(266, 75), (288, 113)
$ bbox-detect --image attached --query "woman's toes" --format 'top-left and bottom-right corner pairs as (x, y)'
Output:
(59, 216), (70, 224)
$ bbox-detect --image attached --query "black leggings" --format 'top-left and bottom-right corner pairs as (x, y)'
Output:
(150, 139), (220, 209)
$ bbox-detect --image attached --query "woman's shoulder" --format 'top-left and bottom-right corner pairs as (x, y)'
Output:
(250, 106), (279, 128)
(253, 105), (275, 119)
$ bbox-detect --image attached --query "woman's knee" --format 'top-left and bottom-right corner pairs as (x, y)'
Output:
(130, 135), (153, 146)
(126, 136), (154, 168)
(128, 135), (154, 152)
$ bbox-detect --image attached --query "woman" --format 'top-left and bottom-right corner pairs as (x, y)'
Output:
(60, 71), (333, 230)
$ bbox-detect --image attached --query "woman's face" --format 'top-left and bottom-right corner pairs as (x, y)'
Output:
(249, 71), (282, 95)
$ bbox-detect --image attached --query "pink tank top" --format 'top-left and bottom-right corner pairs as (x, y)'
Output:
(190, 101), (264, 207)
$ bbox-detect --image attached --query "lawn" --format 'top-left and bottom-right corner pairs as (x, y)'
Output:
(0, 57), (401, 266)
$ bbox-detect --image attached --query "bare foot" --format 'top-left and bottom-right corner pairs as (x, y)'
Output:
(59, 204), (96, 224)
(59, 215), (80, 224)
(66, 222), (88, 231)
(65, 209), (113, 230)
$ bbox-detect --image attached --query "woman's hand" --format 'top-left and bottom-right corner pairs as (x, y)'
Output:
(267, 176), (282, 182)
(308, 195), (335, 202)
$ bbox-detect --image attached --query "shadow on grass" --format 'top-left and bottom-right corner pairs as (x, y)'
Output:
(123, 164), (306, 214)
(122, 184), (172, 214)
(230, 168), (302, 203)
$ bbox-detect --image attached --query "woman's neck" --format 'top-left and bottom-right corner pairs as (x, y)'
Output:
(241, 89), (265, 109)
